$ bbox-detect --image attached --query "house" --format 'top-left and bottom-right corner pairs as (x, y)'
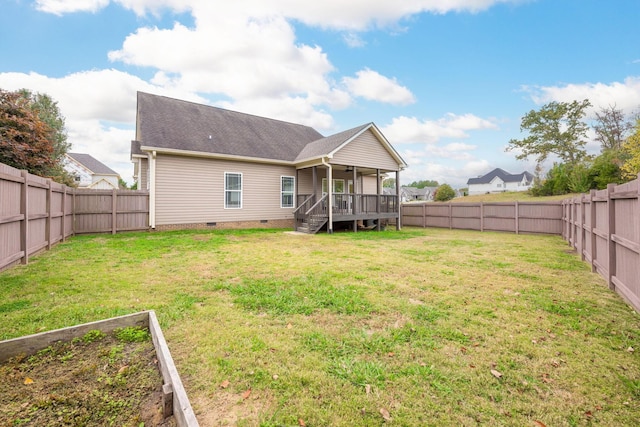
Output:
(467, 168), (533, 195)
(387, 186), (438, 202)
(65, 153), (120, 189)
(130, 92), (407, 233)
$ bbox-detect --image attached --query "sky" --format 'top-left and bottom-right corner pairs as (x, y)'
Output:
(1, 0), (639, 187)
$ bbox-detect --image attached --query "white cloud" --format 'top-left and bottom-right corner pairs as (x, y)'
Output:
(399, 150), (492, 187)
(343, 68), (416, 105)
(36, 0), (522, 29)
(342, 32), (366, 48)
(523, 76), (640, 115)
(0, 70), (203, 183)
(35, 0), (110, 15)
(382, 113), (498, 144)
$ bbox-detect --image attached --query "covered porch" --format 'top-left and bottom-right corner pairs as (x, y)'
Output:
(293, 164), (401, 234)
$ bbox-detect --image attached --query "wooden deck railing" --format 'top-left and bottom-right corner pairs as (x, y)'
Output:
(297, 193), (398, 216)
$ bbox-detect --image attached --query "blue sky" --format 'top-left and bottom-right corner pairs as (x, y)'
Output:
(2, 0), (639, 187)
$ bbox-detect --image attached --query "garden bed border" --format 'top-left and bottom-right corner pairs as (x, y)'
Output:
(0, 310), (199, 427)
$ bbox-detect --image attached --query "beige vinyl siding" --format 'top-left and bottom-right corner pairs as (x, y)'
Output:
(297, 168), (314, 194)
(362, 175), (380, 194)
(332, 129), (400, 171)
(139, 158), (148, 190)
(155, 154), (297, 225)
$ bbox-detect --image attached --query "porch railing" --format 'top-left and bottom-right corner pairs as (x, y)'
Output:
(330, 194), (398, 216)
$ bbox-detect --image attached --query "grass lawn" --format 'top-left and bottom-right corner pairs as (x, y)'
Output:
(1, 227), (639, 426)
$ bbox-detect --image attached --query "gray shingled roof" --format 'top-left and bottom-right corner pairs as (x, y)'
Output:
(467, 168), (533, 185)
(295, 123), (371, 161)
(67, 153), (118, 175)
(136, 92), (324, 162)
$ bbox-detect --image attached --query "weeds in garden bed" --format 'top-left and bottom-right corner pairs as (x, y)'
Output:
(0, 327), (172, 426)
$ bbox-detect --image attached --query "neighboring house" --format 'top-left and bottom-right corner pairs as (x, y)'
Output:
(388, 186), (438, 202)
(65, 153), (120, 189)
(131, 92), (407, 233)
(467, 168), (533, 195)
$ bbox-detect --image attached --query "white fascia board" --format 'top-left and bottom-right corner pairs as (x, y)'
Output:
(139, 146), (294, 166)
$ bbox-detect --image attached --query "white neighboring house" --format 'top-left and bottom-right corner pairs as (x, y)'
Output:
(467, 168), (533, 195)
(65, 153), (120, 189)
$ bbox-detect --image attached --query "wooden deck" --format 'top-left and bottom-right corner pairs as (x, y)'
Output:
(294, 193), (399, 233)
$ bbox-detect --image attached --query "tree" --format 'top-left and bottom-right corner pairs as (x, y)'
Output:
(408, 179), (439, 188)
(434, 183), (455, 201)
(1, 89), (56, 175)
(621, 118), (640, 180)
(593, 104), (632, 151)
(588, 149), (627, 189)
(0, 89), (71, 183)
(383, 177), (396, 188)
(506, 99), (592, 167)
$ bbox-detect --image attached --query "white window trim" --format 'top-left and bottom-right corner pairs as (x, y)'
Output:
(281, 175), (295, 208)
(224, 172), (243, 209)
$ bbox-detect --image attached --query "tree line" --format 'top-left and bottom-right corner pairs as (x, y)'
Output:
(506, 100), (640, 196)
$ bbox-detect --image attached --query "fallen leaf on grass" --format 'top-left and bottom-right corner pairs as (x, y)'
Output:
(365, 384), (371, 394)
(118, 365), (129, 374)
(24, 377), (34, 385)
(220, 380), (230, 389)
(242, 389), (252, 400)
(626, 346), (634, 353)
(534, 421), (547, 427)
(286, 323), (293, 329)
(490, 369), (502, 379)
(379, 408), (392, 421)
(298, 418), (306, 426)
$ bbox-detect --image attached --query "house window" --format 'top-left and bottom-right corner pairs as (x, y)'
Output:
(497, 183), (502, 188)
(322, 178), (345, 194)
(224, 172), (242, 209)
(281, 176), (295, 208)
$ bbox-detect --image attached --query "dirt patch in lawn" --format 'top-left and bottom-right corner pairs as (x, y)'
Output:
(0, 327), (175, 427)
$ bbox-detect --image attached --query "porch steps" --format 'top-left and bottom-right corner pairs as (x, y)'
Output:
(297, 216), (327, 234)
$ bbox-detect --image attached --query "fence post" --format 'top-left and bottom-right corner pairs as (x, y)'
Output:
(72, 189), (76, 234)
(448, 203), (452, 230)
(112, 189), (118, 235)
(480, 202), (484, 232)
(571, 198), (576, 248)
(20, 170), (29, 265)
(46, 180), (52, 250)
(515, 201), (519, 235)
(589, 190), (596, 273)
(422, 203), (426, 228)
(607, 183), (616, 291)
(61, 187), (67, 241)
(579, 194), (585, 261)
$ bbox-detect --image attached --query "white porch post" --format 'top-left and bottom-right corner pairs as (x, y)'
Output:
(396, 169), (402, 230)
(376, 169), (381, 231)
(327, 162), (333, 234)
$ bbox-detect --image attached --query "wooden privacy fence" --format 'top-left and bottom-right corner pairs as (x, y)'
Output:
(562, 176), (640, 313)
(402, 200), (563, 234)
(1, 162), (149, 271)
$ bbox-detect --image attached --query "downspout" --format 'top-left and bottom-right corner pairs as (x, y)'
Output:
(321, 157), (333, 234)
(148, 150), (156, 229)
